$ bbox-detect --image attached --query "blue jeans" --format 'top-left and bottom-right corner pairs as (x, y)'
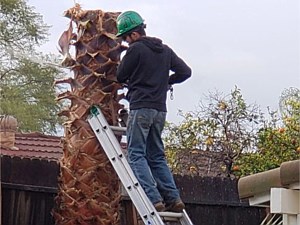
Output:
(126, 108), (180, 204)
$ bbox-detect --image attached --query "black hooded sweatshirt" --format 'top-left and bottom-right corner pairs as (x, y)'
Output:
(116, 36), (191, 111)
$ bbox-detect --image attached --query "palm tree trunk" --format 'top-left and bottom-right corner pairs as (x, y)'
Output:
(53, 5), (126, 225)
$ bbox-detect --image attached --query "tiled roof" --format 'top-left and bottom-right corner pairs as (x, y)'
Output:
(0, 132), (226, 177)
(0, 132), (63, 161)
(173, 149), (226, 177)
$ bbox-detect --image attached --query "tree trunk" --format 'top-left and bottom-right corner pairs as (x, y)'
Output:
(53, 5), (126, 225)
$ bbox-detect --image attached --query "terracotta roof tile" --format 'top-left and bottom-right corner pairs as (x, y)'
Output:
(0, 132), (63, 161)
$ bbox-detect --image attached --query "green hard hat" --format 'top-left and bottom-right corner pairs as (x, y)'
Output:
(116, 11), (144, 37)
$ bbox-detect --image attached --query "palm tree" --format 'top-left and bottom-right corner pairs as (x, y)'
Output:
(53, 5), (126, 224)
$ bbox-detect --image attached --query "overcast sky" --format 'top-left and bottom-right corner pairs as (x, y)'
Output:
(28, 0), (299, 124)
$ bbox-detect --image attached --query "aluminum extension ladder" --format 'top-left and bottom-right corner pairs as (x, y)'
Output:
(87, 106), (194, 225)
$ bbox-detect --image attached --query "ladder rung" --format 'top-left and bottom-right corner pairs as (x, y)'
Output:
(158, 211), (183, 221)
(110, 126), (126, 133)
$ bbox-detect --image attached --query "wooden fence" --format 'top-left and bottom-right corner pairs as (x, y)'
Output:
(1, 156), (58, 225)
(1, 156), (266, 225)
(174, 175), (266, 225)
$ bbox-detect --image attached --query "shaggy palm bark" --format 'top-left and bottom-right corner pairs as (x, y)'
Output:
(53, 5), (126, 225)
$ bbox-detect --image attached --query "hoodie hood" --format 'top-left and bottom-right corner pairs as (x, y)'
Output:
(137, 36), (164, 53)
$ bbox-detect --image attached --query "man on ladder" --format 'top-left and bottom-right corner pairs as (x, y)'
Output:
(116, 11), (192, 213)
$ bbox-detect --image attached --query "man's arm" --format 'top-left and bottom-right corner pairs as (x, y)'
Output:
(169, 49), (192, 85)
(116, 46), (140, 83)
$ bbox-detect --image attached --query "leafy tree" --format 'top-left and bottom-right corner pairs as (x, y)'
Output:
(0, 0), (64, 133)
(164, 86), (264, 176)
(164, 86), (299, 177)
(234, 87), (300, 176)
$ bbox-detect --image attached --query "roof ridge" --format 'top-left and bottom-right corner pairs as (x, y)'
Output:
(12, 147), (62, 153)
(15, 132), (62, 139)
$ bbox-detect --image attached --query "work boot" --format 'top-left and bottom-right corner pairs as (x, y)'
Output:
(165, 199), (185, 212)
(154, 202), (165, 212)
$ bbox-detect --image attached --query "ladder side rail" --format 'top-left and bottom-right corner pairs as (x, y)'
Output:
(88, 115), (165, 225)
(89, 109), (166, 221)
(88, 116), (153, 223)
(180, 210), (194, 225)
(88, 106), (194, 225)
(92, 112), (140, 183)
(89, 113), (157, 212)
